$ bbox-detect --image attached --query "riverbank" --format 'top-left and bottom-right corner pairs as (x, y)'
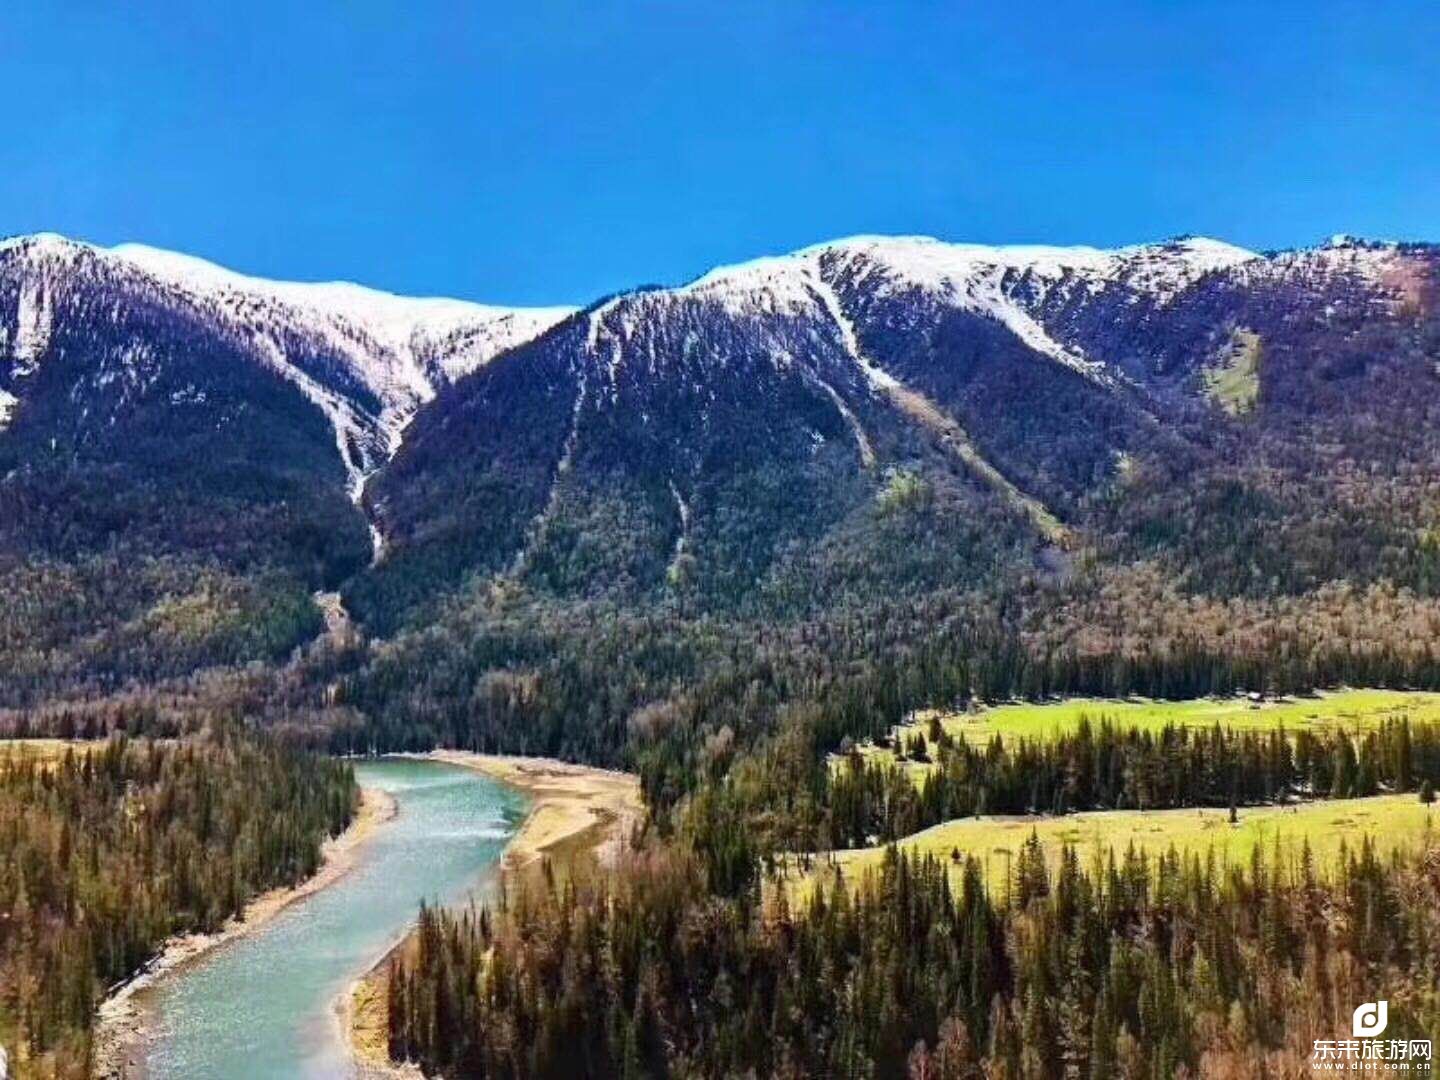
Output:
(93, 785), (397, 1079)
(345, 752), (643, 1074)
(432, 751), (644, 877)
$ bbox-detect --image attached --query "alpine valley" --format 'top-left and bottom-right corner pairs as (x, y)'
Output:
(5, 231), (1439, 766)
(9, 229), (1440, 1078)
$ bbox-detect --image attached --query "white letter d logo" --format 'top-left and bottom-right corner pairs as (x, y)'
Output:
(1353, 1000), (1388, 1037)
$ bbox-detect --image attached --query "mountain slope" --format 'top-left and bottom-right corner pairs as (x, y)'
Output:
(341, 231), (1440, 761)
(0, 234), (574, 497)
(5, 228), (1440, 762)
(361, 232), (1413, 624)
(0, 233), (572, 704)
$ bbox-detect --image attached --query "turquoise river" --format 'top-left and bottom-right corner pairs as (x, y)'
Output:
(141, 758), (526, 1078)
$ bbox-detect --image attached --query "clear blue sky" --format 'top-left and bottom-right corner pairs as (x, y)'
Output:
(3, 1), (1436, 305)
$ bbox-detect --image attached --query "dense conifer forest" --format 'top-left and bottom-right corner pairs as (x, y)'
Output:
(389, 834), (1440, 1078)
(825, 718), (1440, 846)
(0, 732), (356, 1078)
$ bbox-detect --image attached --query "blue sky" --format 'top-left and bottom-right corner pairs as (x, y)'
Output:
(2, 2), (1436, 305)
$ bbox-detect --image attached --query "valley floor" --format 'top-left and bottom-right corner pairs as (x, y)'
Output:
(804, 691), (1440, 900)
(788, 792), (1439, 900)
(847, 688), (1440, 779)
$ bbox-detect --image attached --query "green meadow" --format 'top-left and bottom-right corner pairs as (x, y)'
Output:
(1202, 327), (1263, 415)
(0, 738), (90, 767)
(796, 793), (1438, 898)
(842, 689), (1440, 781)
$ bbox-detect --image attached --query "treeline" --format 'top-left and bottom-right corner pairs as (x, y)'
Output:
(323, 260), (1440, 805)
(0, 730), (356, 1078)
(389, 834), (1440, 1079)
(329, 578), (1440, 808)
(826, 717), (1440, 847)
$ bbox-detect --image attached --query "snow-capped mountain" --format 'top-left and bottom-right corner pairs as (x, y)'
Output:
(550, 231), (1425, 414)
(665, 234), (1258, 385)
(5, 228), (1424, 510)
(358, 229), (1436, 630)
(3, 226), (1434, 596)
(2, 226), (1437, 707)
(0, 233), (575, 498)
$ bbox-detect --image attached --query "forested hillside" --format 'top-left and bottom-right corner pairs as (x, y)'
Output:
(0, 733), (356, 1078)
(2, 234), (1438, 767)
(0, 238), (368, 706)
(390, 832), (1440, 1078)
(4, 231), (1440, 828)
(0, 234), (567, 709)
(337, 235), (1440, 789)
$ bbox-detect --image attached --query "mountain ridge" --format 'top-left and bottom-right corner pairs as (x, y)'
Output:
(0, 232), (577, 500)
(3, 225), (1438, 729)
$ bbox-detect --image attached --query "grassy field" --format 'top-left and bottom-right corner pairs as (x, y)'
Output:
(793, 793), (1439, 899)
(0, 738), (93, 766)
(1203, 327), (1262, 415)
(843, 689), (1440, 781)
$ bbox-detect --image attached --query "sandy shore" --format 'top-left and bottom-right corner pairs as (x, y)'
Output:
(431, 751), (643, 875)
(340, 944), (426, 1078)
(92, 785), (397, 1079)
(343, 752), (643, 1075)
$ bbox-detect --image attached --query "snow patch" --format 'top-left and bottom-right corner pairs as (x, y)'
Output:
(0, 389), (17, 430)
(668, 480), (690, 563)
(12, 281), (52, 373)
(804, 370), (876, 468)
(807, 244), (1109, 385)
(586, 300), (626, 387)
(804, 271), (900, 394)
(511, 365), (589, 578)
(961, 272), (1108, 382)
(677, 254), (820, 316)
(1257, 238), (1415, 304)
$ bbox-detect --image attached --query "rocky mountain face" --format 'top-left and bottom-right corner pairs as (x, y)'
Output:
(357, 234), (1439, 623)
(3, 230), (1438, 749)
(0, 234), (573, 497)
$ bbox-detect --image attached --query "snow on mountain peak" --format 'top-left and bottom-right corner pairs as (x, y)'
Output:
(819, 233), (1257, 295)
(101, 241), (574, 498)
(0, 232), (576, 507)
(1, 233), (575, 386)
(678, 252), (821, 315)
(681, 233), (1258, 311)
(664, 233), (1264, 391)
(1160, 235), (1259, 268)
(105, 242), (573, 356)
(820, 234), (1116, 278)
